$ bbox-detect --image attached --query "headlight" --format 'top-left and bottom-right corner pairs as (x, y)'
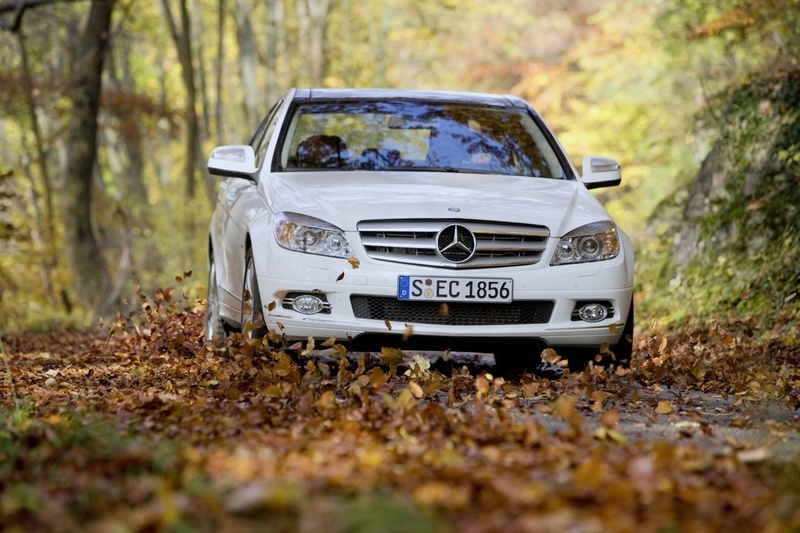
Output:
(551, 221), (620, 265)
(274, 212), (353, 258)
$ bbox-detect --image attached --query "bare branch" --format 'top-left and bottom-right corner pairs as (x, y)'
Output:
(0, 0), (84, 32)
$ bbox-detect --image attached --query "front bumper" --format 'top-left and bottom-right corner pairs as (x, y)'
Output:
(253, 235), (633, 350)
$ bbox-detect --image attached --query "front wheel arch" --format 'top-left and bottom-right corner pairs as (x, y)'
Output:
(205, 249), (228, 341)
(242, 244), (268, 339)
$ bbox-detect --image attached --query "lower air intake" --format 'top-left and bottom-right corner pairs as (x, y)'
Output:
(350, 296), (553, 326)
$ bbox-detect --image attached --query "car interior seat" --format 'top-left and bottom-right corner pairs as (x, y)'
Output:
(295, 135), (348, 168)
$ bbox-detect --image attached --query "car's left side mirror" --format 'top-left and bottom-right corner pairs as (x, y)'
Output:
(581, 156), (621, 190)
(208, 145), (258, 181)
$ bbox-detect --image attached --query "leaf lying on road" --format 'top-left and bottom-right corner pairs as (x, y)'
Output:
(0, 286), (798, 532)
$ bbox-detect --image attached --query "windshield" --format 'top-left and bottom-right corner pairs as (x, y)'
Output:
(278, 100), (567, 178)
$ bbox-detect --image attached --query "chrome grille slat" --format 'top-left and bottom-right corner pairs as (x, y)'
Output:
(358, 219), (550, 269)
(469, 224), (550, 238)
(360, 236), (438, 249)
(475, 239), (547, 252)
(358, 221), (447, 233)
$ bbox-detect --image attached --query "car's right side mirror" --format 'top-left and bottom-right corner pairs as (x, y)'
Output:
(581, 156), (621, 190)
(208, 145), (258, 181)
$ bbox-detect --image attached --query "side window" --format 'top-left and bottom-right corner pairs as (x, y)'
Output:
(253, 99), (285, 168)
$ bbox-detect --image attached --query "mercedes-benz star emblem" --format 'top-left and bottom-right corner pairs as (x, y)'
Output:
(436, 224), (476, 263)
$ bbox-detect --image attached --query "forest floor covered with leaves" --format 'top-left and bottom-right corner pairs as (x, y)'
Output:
(2, 286), (800, 532)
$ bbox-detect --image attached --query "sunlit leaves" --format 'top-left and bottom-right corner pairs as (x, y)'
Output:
(2, 284), (800, 531)
(404, 354), (431, 381)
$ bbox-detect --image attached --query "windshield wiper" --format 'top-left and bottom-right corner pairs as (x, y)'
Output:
(385, 165), (512, 176)
(384, 165), (467, 173)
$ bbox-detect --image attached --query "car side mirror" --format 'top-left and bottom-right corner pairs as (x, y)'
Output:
(581, 156), (621, 190)
(208, 145), (258, 181)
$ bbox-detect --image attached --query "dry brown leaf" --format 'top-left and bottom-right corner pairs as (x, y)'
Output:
(475, 375), (490, 399)
(600, 409), (619, 429)
(552, 395), (584, 429)
(321, 336), (337, 347)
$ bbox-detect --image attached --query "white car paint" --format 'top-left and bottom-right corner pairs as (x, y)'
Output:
(205, 88), (634, 367)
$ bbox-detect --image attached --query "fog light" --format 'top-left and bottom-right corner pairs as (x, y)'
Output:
(578, 303), (608, 323)
(291, 295), (326, 315)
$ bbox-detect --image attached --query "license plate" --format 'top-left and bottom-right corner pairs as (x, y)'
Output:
(397, 276), (513, 302)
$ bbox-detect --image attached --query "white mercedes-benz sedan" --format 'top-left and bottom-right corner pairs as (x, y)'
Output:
(205, 88), (634, 371)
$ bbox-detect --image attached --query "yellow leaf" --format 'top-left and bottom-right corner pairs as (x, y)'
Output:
(475, 375), (490, 399)
(380, 347), (404, 365)
(301, 336), (315, 357)
(594, 427), (629, 445)
(261, 384), (282, 396)
(656, 401), (673, 415)
(348, 257), (360, 269)
(404, 354), (431, 381)
(273, 354), (293, 377)
(552, 395), (584, 429)
(600, 409), (619, 429)
(320, 336), (337, 347)
(408, 380), (424, 399)
(573, 458), (607, 488)
(331, 343), (347, 359)
(631, 390), (641, 404)
(397, 388), (415, 410)
(314, 390), (336, 410)
(402, 324), (413, 341)
(368, 367), (387, 388)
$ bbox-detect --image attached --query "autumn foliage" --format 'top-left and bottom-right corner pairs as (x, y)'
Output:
(2, 279), (799, 532)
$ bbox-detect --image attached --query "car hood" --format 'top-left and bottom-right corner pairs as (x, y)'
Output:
(264, 171), (612, 237)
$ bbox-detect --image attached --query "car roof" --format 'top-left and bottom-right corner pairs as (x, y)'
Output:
(293, 88), (530, 109)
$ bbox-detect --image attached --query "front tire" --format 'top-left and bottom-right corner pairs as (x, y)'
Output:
(242, 248), (268, 339)
(610, 298), (634, 366)
(205, 254), (227, 341)
(493, 340), (564, 378)
(567, 298), (634, 370)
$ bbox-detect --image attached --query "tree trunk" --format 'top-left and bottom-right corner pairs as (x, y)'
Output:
(214, 0), (225, 145)
(191, 0), (211, 139)
(305, 0), (329, 87)
(106, 41), (148, 206)
(160, 0), (199, 199)
(235, 0), (259, 123)
(296, 0), (309, 85)
(265, 0), (278, 105)
(63, 0), (114, 314)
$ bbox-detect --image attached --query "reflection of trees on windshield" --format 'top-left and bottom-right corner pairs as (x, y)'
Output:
(282, 101), (564, 178)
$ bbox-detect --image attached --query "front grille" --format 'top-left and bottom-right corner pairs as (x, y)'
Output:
(351, 296), (554, 326)
(358, 219), (550, 269)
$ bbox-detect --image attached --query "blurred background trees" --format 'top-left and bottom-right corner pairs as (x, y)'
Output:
(0, 0), (797, 330)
